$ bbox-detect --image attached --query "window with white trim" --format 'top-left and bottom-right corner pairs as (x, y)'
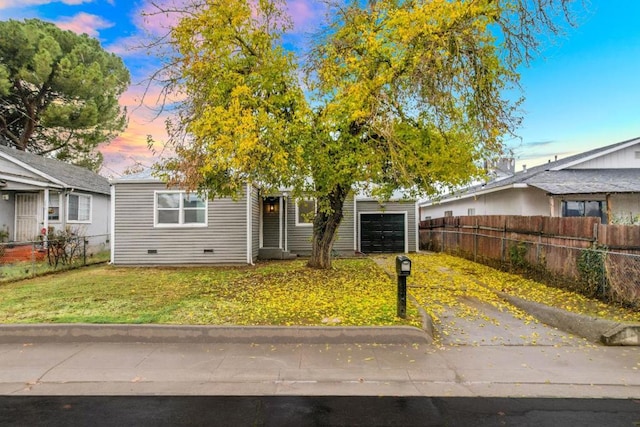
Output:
(155, 191), (207, 227)
(295, 198), (316, 226)
(67, 194), (91, 222)
(48, 191), (61, 221)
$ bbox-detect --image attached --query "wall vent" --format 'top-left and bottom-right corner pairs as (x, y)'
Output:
(635, 151), (640, 159)
(204, 249), (214, 254)
(147, 249), (158, 254)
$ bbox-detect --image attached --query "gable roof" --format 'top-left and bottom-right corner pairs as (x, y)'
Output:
(526, 169), (640, 194)
(419, 136), (640, 206)
(0, 145), (110, 195)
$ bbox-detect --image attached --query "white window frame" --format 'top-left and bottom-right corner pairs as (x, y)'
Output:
(67, 193), (92, 223)
(295, 198), (316, 227)
(154, 190), (208, 228)
(48, 191), (62, 222)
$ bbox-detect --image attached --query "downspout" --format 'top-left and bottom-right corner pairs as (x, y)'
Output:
(284, 196), (288, 253)
(43, 189), (49, 242)
(259, 194), (263, 249)
(278, 196), (283, 250)
(110, 185), (115, 264)
(246, 184), (254, 265)
(353, 196), (357, 252)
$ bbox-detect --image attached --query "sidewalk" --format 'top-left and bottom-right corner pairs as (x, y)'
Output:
(0, 325), (638, 398)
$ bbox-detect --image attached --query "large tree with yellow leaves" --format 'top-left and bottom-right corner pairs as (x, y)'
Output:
(154, 0), (575, 269)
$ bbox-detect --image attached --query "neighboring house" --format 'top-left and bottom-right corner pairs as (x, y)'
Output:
(110, 170), (418, 265)
(419, 137), (640, 224)
(0, 145), (111, 243)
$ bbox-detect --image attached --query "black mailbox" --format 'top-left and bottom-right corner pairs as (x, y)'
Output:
(395, 255), (411, 277)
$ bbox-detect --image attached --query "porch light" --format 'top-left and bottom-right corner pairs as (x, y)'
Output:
(267, 202), (276, 213)
(1, 194), (8, 201)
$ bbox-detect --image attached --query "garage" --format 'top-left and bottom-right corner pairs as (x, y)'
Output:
(359, 213), (406, 253)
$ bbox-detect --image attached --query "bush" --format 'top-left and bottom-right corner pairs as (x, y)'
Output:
(47, 227), (84, 268)
(578, 244), (608, 298)
(508, 242), (528, 269)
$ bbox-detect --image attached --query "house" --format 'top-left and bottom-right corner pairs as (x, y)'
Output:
(110, 170), (419, 265)
(418, 136), (640, 224)
(0, 145), (111, 243)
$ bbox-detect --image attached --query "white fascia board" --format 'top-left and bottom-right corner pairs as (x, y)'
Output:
(418, 183), (529, 207)
(550, 137), (640, 171)
(0, 151), (67, 188)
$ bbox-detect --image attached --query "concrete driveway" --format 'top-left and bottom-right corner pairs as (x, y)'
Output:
(374, 254), (638, 346)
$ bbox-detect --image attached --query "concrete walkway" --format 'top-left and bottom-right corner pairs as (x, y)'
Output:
(0, 325), (638, 398)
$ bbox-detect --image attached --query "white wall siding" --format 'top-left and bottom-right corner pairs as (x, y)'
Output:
(608, 194), (640, 224)
(113, 182), (249, 265)
(86, 194), (110, 237)
(421, 187), (550, 220)
(571, 143), (640, 169)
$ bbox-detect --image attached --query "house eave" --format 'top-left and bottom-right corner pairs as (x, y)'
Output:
(418, 183), (529, 207)
(0, 173), (65, 190)
(0, 150), (67, 188)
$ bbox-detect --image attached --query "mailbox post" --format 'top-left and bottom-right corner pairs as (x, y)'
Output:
(395, 255), (412, 318)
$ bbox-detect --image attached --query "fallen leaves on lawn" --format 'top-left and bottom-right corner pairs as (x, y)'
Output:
(376, 253), (639, 327)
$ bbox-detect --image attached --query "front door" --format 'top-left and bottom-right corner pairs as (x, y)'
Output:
(262, 197), (281, 248)
(15, 193), (40, 242)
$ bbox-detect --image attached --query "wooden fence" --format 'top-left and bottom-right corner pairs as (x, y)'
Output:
(419, 216), (640, 306)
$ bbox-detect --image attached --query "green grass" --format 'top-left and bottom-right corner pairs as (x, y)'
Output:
(0, 258), (422, 327)
(2, 253), (636, 328)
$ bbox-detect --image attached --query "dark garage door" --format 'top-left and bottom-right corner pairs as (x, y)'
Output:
(360, 213), (405, 253)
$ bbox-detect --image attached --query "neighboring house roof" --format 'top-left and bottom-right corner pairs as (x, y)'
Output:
(526, 169), (640, 194)
(110, 168), (158, 184)
(419, 136), (640, 206)
(0, 144), (110, 195)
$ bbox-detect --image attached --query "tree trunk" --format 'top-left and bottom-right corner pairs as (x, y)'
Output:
(307, 184), (349, 269)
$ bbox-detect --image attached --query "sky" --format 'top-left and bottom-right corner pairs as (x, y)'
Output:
(1, 0), (639, 178)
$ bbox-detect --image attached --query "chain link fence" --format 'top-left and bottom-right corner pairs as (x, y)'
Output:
(421, 229), (640, 308)
(0, 234), (110, 282)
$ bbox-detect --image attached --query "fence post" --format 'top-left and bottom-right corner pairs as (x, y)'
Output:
(83, 238), (87, 266)
(31, 242), (36, 277)
(501, 220), (506, 263)
(474, 218), (478, 262)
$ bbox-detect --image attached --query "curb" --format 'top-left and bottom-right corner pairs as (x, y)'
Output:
(0, 324), (430, 345)
(498, 293), (640, 346)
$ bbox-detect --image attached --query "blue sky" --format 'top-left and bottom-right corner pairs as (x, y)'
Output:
(1, 0), (639, 176)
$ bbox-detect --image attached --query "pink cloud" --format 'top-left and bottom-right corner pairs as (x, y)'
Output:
(100, 78), (183, 176)
(132, 0), (193, 37)
(287, 0), (325, 33)
(55, 12), (113, 37)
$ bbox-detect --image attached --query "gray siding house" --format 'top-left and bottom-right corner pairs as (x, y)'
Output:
(111, 172), (418, 265)
(419, 137), (640, 224)
(0, 145), (110, 245)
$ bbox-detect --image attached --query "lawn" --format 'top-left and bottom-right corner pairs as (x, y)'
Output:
(0, 254), (637, 327)
(0, 258), (422, 327)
